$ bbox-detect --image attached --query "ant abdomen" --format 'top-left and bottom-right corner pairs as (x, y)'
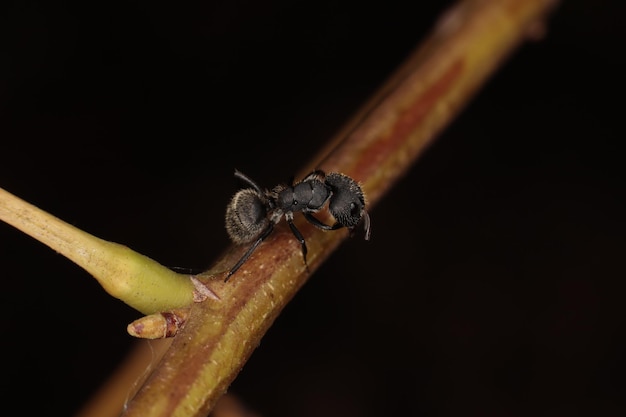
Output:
(225, 188), (270, 244)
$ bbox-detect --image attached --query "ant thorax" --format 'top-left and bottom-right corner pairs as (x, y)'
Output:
(273, 179), (330, 214)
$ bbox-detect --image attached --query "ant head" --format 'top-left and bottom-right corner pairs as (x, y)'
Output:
(325, 173), (367, 229)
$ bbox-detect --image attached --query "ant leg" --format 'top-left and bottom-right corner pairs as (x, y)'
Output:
(304, 212), (370, 240)
(301, 169), (326, 182)
(225, 222), (274, 282)
(234, 170), (265, 195)
(286, 215), (309, 271)
(303, 212), (339, 231)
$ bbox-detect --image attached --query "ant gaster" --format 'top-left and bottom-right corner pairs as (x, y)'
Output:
(224, 169), (371, 281)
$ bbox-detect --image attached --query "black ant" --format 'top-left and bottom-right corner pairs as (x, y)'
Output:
(224, 169), (371, 281)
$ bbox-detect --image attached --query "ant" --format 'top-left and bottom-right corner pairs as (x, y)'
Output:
(224, 169), (371, 281)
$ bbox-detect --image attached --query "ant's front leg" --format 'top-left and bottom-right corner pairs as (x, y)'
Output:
(304, 212), (341, 231)
(305, 212), (371, 240)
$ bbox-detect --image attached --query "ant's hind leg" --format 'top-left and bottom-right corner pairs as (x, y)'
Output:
(225, 223), (274, 282)
(233, 170), (265, 195)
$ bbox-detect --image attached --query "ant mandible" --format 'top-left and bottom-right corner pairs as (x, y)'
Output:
(224, 169), (371, 281)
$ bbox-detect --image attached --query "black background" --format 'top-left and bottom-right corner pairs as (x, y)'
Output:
(2, 1), (625, 416)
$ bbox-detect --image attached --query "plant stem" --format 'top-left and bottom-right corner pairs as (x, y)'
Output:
(0, 187), (195, 314)
(120, 1), (560, 416)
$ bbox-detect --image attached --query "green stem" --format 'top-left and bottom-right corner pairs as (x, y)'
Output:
(0, 187), (194, 314)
